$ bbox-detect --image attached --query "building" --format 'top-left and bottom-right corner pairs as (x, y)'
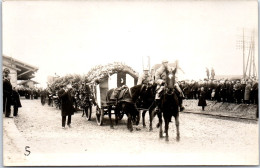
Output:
(2, 55), (39, 87)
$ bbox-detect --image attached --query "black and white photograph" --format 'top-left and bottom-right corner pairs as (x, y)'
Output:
(2, 0), (259, 166)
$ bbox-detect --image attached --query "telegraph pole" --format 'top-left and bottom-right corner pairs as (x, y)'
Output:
(237, 28), (257, 79)
(243, 29), (245, 78)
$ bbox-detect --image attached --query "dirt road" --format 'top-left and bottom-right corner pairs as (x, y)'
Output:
(3, 99), (259, 166)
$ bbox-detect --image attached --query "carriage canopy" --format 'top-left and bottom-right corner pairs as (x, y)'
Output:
(87, 62), (138, 107)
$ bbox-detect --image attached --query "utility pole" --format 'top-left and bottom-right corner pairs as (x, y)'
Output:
(237, 28), (257, 79)
(243, 29), (245, 78)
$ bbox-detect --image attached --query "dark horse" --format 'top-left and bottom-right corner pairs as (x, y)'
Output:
(153, 70), (180, 141)
(106, 85), (147, 132)
(135, 83), (157, 129)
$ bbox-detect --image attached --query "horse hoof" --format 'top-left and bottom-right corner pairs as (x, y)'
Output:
(143, 125), (146, 128)
(176, 136), (180, 142)
(149, 127), (153, 132)
(110, 126), (114, 129)
(165, 137), (169, 142)
(136, 128), (141, 131)
(159, 132), (163, 138)
(130, 128), (133, 132)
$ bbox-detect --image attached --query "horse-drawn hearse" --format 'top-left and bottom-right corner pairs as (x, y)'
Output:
(84, 62), (139, 129)
(94, 70), (138, 126)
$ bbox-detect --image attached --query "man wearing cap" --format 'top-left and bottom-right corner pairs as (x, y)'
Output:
(137, 68), (152, 85)
(154, 60), (185, 111)
(3, 68), (13, 117)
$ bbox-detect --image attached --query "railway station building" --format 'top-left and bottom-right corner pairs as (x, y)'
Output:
(2, 55), (39, 87)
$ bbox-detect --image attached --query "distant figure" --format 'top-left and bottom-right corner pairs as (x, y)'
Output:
(40, 89), (47, 105)
(11, 87), (22, 116)
(244, 81), (252, 105)
(198, 87), (207, 111)
(211, 89), (216, 100)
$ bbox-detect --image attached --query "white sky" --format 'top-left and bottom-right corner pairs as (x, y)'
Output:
(3, 0), (258, 87)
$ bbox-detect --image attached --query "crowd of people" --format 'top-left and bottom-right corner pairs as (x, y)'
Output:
(17, 88), (41, 100)
(178, 78), (258, 105)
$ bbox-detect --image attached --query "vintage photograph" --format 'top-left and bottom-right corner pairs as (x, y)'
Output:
(2, 0), (259, 166)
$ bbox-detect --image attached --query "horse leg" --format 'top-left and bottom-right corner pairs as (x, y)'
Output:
(82, 108), (84, 117)
(149, 105), (157, 131)
(142, 110), (146, 128)
(175, 115), (180, 141)
(158, 112), (163, 138)
(108, 106), (114, 129)
(164, 117), (169, 141)
(115, 107), (119, 125)
(127, 113), (133, 132)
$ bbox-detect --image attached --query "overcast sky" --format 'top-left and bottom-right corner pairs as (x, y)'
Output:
(3, 0), (258, 87)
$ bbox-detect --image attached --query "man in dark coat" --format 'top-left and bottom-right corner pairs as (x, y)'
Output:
(191, 81), (199, 99)
(40, 89), (47, 105)
(59, 84), (75, 129)
(251, 80), (258, 104)
(234, 80), (242, 104)
(215, 81), (222, 102)
(11, 87), (22, 116)
(240, 80), (246, 103)
(3, 68), (13, 117)
(220, 81), (227, 102)
(225, 80), (231, 103)
(198, 87), (207, 111)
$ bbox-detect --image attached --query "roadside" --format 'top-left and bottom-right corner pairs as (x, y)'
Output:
(183, 99), (258, 120)
(3, 117), (29, 166)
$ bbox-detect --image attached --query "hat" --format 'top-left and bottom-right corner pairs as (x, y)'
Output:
(3, 68), (10, 74)
(162, 60), (168, 63)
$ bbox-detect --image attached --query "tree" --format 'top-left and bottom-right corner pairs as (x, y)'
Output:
(206, 68), (210, 80)
(211, 68), (215, 80)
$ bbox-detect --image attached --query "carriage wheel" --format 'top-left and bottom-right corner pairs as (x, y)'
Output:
(96, 107), (104, 126)
(118, 110), (124, 120)
(85, 106), (92, 121)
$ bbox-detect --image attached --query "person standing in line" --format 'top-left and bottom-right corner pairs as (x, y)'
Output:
(60, 84), (75, 129)
(3, 68), (13, 118)
(244, 80), (252, 105)
(198, 87), (207, 111)
(11, 87), (22, 117)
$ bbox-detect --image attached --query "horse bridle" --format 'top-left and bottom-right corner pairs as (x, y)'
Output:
(165, 87), (175, 95)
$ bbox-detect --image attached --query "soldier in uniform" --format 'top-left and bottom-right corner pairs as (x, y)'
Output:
(154, 60), (184, 111)
(3, 68), (13, 117)
(137, 68), (152, 85)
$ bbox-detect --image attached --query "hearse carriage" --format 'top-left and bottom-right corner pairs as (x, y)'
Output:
(94, 71), (138, 125)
